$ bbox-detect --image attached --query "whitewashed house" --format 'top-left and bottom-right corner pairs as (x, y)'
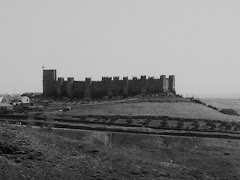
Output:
(0, 95), (13, 104)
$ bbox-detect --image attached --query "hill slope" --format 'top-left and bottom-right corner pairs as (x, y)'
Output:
(66, 102), (240, 121)
(201, 98), (240, 115)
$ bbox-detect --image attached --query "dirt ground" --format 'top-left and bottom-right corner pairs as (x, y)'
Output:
(1, 123), (240, 180)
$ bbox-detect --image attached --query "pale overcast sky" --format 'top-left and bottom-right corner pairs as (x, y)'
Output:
(0, 1), (240, 97)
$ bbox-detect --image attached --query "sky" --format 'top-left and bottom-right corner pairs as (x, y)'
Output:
(0, 0), (240, 98)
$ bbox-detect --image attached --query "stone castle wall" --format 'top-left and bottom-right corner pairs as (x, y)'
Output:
(43, 70), (176, 99)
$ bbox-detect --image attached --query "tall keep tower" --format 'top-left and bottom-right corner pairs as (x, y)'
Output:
(43, 69), (57, 96)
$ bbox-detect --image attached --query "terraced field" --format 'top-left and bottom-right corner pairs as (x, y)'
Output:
(64, 102), (240, 122)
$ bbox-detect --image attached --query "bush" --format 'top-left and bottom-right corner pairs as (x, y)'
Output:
(126, 119), (133, 125)
(206, 121), (217, 130)
(142, 118), (151, 127)
(95, 115), (102, 120)
(109, 117), (117, 123)
(176, 121), (184, 129)
(159, 120), (168, 128)
(81, 116), (87, 120)
(115, 115), (121, 120)
(220, 109), (239, 116)
(219, 121), (232, 131)
(192, 121), (200, 130)
(101, 116), (109, 120)
(192, 99), (206, 106)
(207, 105), (218, 111)
(235, 123), (240, 131)
(220, 121), (228, 127)
(225, 123), (232, 131)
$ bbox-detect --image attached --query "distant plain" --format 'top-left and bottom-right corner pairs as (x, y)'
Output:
(201, 98), (240, 115)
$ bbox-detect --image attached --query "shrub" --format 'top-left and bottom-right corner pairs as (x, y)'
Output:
(102, 116), (109, 121)
(206, 121), (217, 130)
(218, 129), (224, 133)
(219, 121), (232, 131)
(95, 115), (101, 120)
(192, 99), (206, 106)
(109, 117), (116, 123)
(207, 105), (218, 111)
(235, 123), (240, 131)
(126, 118), (133, 125)
(220, 109), (239, 116)
(120, 115), (129, 119)
(159, 120), (168, 128)
(114, 115), (121, 120)
(81, 116), (87, 120)
(220, 121), (228, 127)
(192, 120), (200, 130)
(225, 123), (232, 131)
(176, 121), (184, 129)
(142, 118), (151, 127)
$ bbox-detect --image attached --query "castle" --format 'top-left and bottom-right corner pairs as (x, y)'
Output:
(43, 70), (176, 99)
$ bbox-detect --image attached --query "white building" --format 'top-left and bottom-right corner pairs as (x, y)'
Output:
(0, 95), (13, 104)
(0, 103), (13, 112)
(15, 96), (30, 104)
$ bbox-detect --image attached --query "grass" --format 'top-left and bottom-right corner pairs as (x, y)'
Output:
(64, 102), (240, 122)
(201, 98), (240, 115)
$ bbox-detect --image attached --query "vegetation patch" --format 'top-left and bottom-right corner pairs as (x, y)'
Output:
(205, 121), (217, 130)
(192, 121), (200, 130)
(220, 109), (239, 116)
(176, 121), (184, 129)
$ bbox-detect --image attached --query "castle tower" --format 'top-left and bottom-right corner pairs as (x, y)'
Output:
(169, 75), (176, 94)
(123, 77), (129, 97)
(141, 75), (147, 95)
(67, 77), (74, 97)
(106, 77), (113, 99)
(160, 75), (168, 92)
(43, 70), (57, 96)
(56, 77), (64, 96)
(84, 78), (92, 99)
(113, 76), (120, 96)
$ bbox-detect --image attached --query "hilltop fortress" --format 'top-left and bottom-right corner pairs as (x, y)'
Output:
(43, 70), (176, 99)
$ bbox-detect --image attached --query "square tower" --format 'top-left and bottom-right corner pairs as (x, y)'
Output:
(43, 70), (57, 96)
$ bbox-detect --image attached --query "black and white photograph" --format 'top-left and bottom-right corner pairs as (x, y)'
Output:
(0, 0), (240, 179)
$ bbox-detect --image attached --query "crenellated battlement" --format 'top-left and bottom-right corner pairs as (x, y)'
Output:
(102, 77), (112, 82)
(85, 77), (91, 82)
(43, 70), (176, 98)
(148, 76), (154, 80)
(113, 76), (119, 81)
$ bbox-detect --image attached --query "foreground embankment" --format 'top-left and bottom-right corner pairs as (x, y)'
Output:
(1, 123), (240, 179)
